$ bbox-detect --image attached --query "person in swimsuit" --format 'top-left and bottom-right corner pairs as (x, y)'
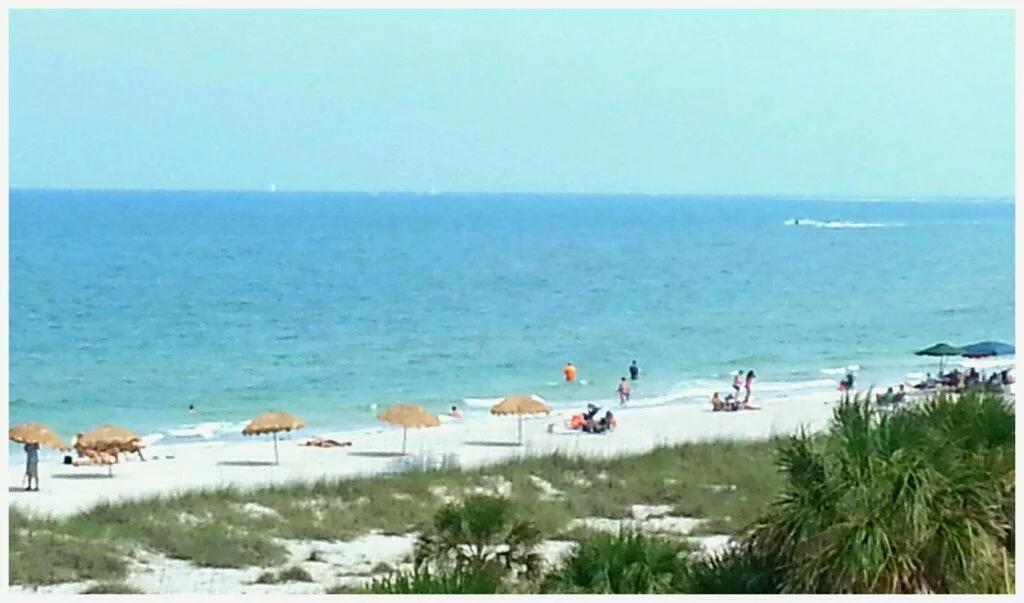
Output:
(732, 371), (743, 400)
(618, 378), (631, 405)
(629, 361), (640, 381)
(743, 370), (756, 405)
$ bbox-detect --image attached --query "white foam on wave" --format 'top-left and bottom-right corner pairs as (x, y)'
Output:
(821, 365), (860, 375)
(785, 218), (900, 229)
(462, 397), (505, 408)
(166, 421), (246, 440)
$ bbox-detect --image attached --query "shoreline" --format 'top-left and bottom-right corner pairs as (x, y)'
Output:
(8, 389), (843, 518)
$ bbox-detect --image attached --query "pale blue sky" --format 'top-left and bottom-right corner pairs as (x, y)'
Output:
(9, 10), (1015, 197)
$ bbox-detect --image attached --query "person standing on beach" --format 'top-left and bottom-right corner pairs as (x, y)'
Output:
(743, 370), (756, 405)
(732, 371), (743, 400)
(564, 362), (577, 383)
(24, 442), (39, 492)
(629, 360), (640, 381)
(618, 378), (631, 405)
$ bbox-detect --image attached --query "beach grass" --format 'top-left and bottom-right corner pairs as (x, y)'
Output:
(9, 437), (782, 587)
(80, 581), (146, 594)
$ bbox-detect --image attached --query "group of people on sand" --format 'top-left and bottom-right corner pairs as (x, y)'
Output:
(567, 403), (617, 434)
(913, 368), (1014, 391)
(711, 370), (759, 412)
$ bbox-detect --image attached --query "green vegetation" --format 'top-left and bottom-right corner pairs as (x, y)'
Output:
(541, 530), (691, 594)
(414, 494), (542, 580)
(254, 565), (314, 584)
(10, 436), (780, 586)
(746, 392), (1014, 594)
(80, 581), (145, 594)
(9, 391), (1013, 594)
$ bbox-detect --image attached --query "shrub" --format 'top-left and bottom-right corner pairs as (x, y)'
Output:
(80, 581), (144, 594)
(744, 392), (1014, 594)
(414, 494), (542, 581)
(542, 530), (690, 594)
(362, 567), (503, 594)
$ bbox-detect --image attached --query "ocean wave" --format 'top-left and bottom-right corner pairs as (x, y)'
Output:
(165, 421), (247, 440)
(785, 219), (901, 229)
(821, 365), (860, 375)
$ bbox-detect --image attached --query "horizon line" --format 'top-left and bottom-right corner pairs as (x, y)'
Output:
(8, 186), (1015, 202)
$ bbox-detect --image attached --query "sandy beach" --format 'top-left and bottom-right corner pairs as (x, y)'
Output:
(8, 391), (841, 518)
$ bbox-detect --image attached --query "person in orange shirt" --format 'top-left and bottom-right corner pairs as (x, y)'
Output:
(563, 362), (577, 382)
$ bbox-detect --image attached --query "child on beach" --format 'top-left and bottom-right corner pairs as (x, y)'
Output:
(618, 378), (631, 405)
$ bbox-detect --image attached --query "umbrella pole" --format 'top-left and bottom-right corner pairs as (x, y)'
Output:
(518, 415), (523, 446)
(402, 427), (408, 456)
(274, 432), (279, 465)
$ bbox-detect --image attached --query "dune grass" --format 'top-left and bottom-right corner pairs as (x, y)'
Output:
(80, 581), (145, 594)
(9, 437), (782, 587)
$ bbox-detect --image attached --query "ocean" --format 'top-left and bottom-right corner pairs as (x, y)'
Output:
(8, 189), (1015, 458)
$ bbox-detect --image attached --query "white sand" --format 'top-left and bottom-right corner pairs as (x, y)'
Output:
(9, 394), (841, 594)
(7, 391), (839, 518)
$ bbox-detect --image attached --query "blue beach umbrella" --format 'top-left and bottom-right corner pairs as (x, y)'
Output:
(959, 341), (1015, 358)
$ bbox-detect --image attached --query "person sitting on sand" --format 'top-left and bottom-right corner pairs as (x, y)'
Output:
(877, 387), (896, 405)
(710, 392), (725, 411)
(732, 371), (743, 400)
(618, 378), (631, 406)
(301, 437), (352, 448)
(893, 384), (907, 404)
(449, 405), (463, 419)
(595, 411), (616, 434)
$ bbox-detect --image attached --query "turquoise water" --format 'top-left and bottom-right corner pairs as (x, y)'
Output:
(9, 190), (1015, 456)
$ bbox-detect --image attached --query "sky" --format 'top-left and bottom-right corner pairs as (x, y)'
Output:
(8, 9), (1015, 197)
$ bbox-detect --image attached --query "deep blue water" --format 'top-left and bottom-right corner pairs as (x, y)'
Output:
(8, 189), (1015, 453)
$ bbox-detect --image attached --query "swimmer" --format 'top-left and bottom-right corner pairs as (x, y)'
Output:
(564, 362), (577, 383)
(617, 377), (631, 405)
(629, 360), (640, 381)
(188, 404), (194, 414)
(449, 405), (463, 419)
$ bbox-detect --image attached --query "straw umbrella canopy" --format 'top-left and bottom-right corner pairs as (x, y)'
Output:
(76, 424), (142, 452)
(10, 422), (70, 451)
(242, 411), (306, 465)
(378, 404), (440, 455)
(491, 395), (551, 445)
(74, 424), (142, 476)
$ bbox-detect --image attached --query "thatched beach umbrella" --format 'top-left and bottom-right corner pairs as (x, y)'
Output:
(10, 422), (70, 451)
(74, 424), (142, 476)
(491, 395), (551, 445)
(378, 404), (440, 455)
(915, 343), (963, 374)
(242, 411), (306, 465)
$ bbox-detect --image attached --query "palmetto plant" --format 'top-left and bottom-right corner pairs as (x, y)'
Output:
(745, 392), (1014, 594)
(542, 530), (690, 594)
(414, 494), (542, 582)
(365, 566), (503, 594)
